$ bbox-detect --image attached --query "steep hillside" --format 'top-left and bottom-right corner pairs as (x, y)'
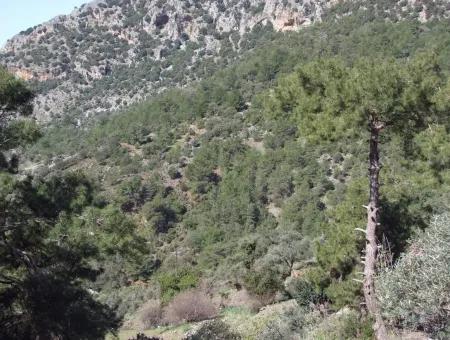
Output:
(0, 0), (329, 122)
(1, 0), (449, 123)
(20, 8), (450, 336)
(1, 1), (450, 339)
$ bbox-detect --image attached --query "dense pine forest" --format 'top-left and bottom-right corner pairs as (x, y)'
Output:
(1, 1), (449, 339)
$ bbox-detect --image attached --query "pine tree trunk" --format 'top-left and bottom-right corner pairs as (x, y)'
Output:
(364, 120), (388, 340)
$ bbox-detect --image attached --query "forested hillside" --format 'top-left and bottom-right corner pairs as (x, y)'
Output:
(1, 0), (449, 339)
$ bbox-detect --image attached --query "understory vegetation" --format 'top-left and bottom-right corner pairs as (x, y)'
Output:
(377, 213), (450, 336)
(1, 4), (450, 340)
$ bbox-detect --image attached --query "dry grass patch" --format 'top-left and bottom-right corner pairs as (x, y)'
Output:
(164, 289), (217, 325)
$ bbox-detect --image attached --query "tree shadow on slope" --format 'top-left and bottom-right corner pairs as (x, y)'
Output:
(380, 196), (429, 260)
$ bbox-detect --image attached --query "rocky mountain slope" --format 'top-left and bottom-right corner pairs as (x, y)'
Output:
(0, 0), (329, 122)
(2, 0), (449, 123)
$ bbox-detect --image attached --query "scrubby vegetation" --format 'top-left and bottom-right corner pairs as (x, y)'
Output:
(164, 290), (217, 324)
(1, 1), (450, 339)
(185, 319), (241, 340)
(378, 213), (450, 337)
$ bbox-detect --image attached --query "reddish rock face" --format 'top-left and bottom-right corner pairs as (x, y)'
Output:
(8, 67), (52, 82)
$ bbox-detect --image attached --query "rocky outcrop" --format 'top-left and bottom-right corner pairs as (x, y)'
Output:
(1, 0), (449, 122)
(0, 0), (332, 122)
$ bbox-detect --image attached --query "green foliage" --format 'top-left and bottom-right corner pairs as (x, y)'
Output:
(0, 172), (119, 339)
(305, 308), (374, 340)
(185, 319), (241, 340)
(54, 205), (148, 275)
(142, 191), (186, 234)
(259, 305), (319, 340)
(308, 179), (367, 308)
(267, 54), (449, 308)
(168, 165), (181, 179)
(32, 171), (94, 216)
(264, 233), (313, 276)
(415, 124), (450, 172)
(0, 66), (144, 337)
(1, 119), (41, 150)
(377, 213), (450, 336)
(119, 177), (158, 212)
(285, 278), (321, 307)
(244, 267), (283, 296)
(266, 54), (445, 144)
(0, 67), (37, 173)
(157, 268), (199, 303)
(100, 284), (157, 320)
(0, 66), (34, 114)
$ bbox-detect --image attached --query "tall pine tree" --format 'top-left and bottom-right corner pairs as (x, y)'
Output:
(267, 54), (448, 339)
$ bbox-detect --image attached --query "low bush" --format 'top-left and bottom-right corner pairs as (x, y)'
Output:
(184, 319), (241, 340)
(168, 165), (181, 179)
(258, 304), (316, 340)
(285, 277), (321, 307)
(243, 268), (283, 296)
(377, 213), (450, 336)
(164, 290), (217, 325)
(157, 269), (199, 303)
(139, 300), (163, 329)
(305, 308), (373, 340)
(98, 283), (156, 320)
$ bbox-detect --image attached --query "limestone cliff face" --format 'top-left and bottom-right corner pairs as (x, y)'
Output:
(1, 0), (336, 121)
(0, 0), (449, 122)
(2, 0), (328, 80)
